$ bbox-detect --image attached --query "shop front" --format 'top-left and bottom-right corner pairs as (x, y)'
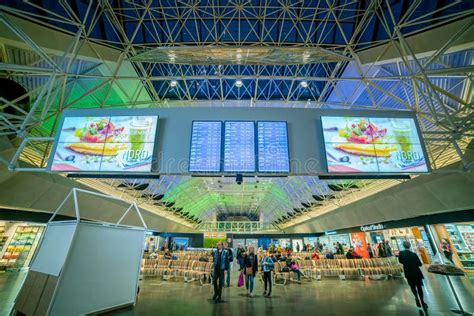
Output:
(433, 222), (474, 272)
(318, 232), (351, 252)
(360, 224), (435, 263)
(0, 221), (45, 271)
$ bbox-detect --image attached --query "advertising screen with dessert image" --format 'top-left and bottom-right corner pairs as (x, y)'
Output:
(321, 116), (428, 173)
(50, 115), (158, 172)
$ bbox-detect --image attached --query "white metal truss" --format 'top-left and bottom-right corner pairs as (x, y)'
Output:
(196, 221), (279, 233)
(0, 1), (473, 230)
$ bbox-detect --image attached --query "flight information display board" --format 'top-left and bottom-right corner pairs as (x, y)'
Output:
(223, 121), (256, 172)
(189, 121), (222, 172)
(49, 115), (159, 173)
(257, 121), (290, 173)
(321, 116), (428, 173)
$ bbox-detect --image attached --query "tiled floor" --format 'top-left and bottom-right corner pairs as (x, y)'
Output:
(0, 270), (27, 315)
(1, 269), (473, 316)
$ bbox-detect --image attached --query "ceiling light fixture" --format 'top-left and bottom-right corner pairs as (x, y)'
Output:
(300, 80), (308, 88)
(170, 80), (178, 87)
(235, 79), (243, 87)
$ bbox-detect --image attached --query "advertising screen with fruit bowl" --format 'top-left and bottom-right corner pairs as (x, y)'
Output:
(321, 116), (429, 173)
(49, 115), (158, 173)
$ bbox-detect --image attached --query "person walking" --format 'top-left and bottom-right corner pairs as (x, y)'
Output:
(224, 242), (233, 287)
(241, 245), (258, 297)
(236, 244), (245, 270)
(367, 242), (374, 258)
(261, 252), (274, 297)
(398, 241), (428, 310)
(212, 241), (228, 303)
(296, 242), (301, 253)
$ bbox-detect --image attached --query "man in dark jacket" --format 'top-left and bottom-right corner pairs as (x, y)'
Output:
(224, 242), (233, 287)
(212, 241), (229, 303)
(398, 241), (428, 310)
(236, 245), (245, 269)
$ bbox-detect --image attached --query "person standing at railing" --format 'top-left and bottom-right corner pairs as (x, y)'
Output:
(212, 241), (229, 303)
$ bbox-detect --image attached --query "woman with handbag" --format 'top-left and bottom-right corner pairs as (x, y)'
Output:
(242, 245), (258, 297)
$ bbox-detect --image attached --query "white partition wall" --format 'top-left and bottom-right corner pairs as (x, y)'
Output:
(12, 189), (147, 316)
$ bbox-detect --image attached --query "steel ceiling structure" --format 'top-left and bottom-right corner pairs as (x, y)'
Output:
(0, 0), (473, 231)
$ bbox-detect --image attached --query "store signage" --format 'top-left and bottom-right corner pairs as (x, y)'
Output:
(325, 230), (337, 236)
(360, 223), (385, 232)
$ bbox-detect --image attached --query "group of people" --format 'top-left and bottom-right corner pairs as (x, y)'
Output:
(213, 240), (432, 311)
(212, 242), (308, 303)
(374, 240), (394, 258)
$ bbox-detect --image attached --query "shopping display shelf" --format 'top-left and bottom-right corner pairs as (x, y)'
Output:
(0, 225), (43, 270)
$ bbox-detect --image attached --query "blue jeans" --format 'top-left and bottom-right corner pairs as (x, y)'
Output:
(226, 265), (231, 286)
(245, 275), (254, 293)
(292, 268), (302, 280)
(238, 257), (244, 269)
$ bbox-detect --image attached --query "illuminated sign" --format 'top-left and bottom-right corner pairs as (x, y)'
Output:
(360, 223), (385, 232)
(321, 116), (428, 173)
(49, 113), (158, 173)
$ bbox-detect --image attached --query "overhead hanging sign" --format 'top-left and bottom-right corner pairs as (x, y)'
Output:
(189, 121), (222, 172)
(321, 116), (429, 174)
(257, 121), (290, 173)
(48, 110), (159, 174)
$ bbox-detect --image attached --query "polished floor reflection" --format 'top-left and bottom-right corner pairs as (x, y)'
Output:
(113, 266), (474, 316)
(1, 268), (473, 316)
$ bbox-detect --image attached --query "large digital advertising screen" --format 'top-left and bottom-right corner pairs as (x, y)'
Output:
(189, 121), (222, 172)
(223, 121), (256, 172)
(50, 115), (158, 173)
(321, 116), (428, 173)
(257, 121), (290, 173)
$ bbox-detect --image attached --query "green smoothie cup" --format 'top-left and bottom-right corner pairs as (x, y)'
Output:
(128, 118), (151, 161)
(392, 120), (413, 161)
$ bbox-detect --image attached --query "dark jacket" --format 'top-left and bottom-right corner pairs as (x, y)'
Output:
(213, 249), (229, 271)
(398, 250), (424, 282)
(242, 253), (259, 276)
(236, 247), (244, 259)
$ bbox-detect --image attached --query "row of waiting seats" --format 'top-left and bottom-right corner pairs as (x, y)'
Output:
(296, 252), (346, 260)
(141, 259), (213, 285)
(148, 251), (214, 262)
(273, 258), (403, 284)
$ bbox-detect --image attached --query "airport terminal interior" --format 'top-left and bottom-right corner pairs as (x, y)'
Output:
(0, 0), (473, 315)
